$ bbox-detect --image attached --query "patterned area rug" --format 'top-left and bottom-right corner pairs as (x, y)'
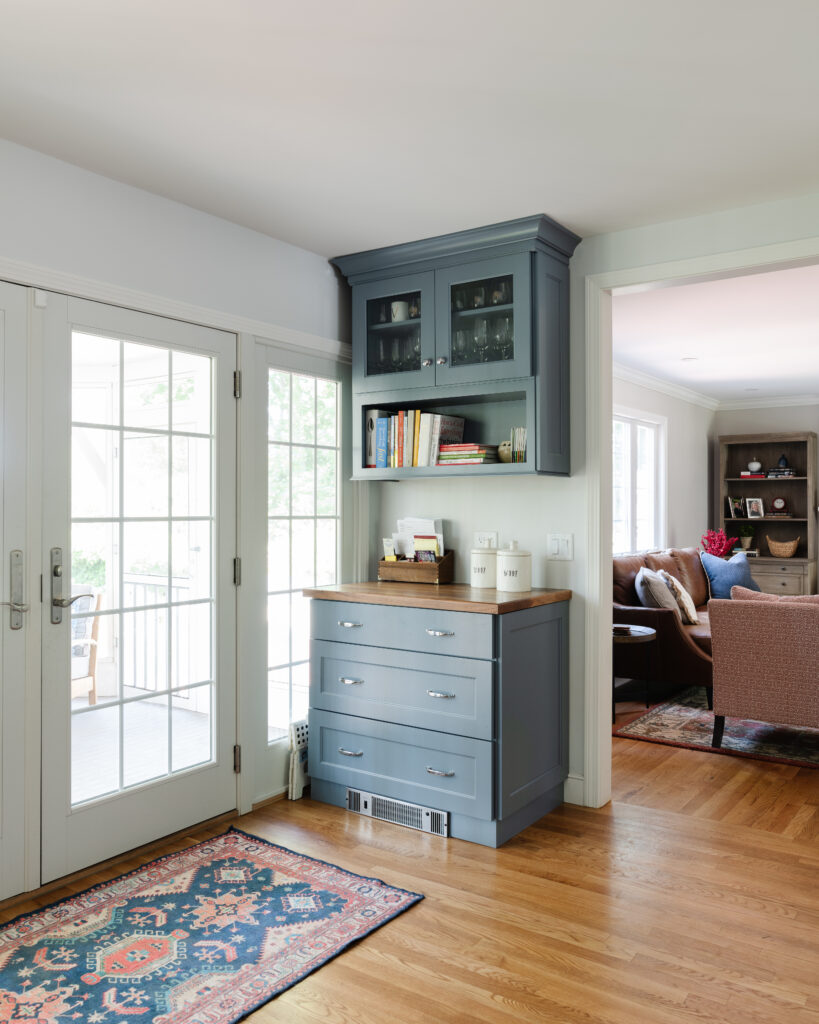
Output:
(0, 827), (423, 1023)
(614, 687), (819, 768)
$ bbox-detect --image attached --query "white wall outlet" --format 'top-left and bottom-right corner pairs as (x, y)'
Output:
(547, 533), (574, 560)
(473, 531), (498, 549)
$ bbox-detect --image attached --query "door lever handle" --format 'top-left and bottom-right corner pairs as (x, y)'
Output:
(53, 594), (89, 608)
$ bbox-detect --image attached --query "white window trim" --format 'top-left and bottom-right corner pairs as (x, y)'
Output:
(613, 404), (667, 554)
(236, 332), (363, 812)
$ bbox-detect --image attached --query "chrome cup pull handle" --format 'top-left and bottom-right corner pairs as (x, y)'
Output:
(338, 620), (363, 629)
(340, 677), (363, 686)
(425, 766), (455, 777)
(338, 747), (364, 758)
(425, 628), (455, 638)
(427, 689), (455, 699)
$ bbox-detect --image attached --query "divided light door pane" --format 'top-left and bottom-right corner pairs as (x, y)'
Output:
(41, 296), (238, 882)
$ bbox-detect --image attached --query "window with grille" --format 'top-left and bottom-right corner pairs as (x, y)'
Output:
(267, 370), (340, 742)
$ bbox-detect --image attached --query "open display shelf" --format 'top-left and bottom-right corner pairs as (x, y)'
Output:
(717, 432), (817, 595)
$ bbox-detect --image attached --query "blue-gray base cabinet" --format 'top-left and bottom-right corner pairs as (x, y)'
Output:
(305, 583), (571, 848)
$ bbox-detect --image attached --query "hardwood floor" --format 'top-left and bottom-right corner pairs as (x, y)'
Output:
(3, 737), (819, 1023)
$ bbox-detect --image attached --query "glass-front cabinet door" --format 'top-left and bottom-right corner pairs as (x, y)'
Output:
(434, 253), (531, 386)
(352, 272), (435, 392)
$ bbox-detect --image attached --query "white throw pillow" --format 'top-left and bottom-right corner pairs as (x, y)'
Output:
(659, 570), (699, 624)
(634, 566), (680, 616)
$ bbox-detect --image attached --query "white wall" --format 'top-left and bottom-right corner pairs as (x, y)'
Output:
(376, 190), (819, 799)
(571, 189), (819, 800)
(0, 140), (347, 344)
(613, 374), (716, 548)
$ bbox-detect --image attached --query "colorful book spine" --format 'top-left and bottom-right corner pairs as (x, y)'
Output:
(397, 410), (405, 468)
(417, 413), (433, 467)
(375, 416), (389, 468)
(412, 408), (421, 466)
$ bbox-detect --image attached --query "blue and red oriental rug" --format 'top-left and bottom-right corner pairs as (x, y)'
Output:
(0, 827), (423, 1023)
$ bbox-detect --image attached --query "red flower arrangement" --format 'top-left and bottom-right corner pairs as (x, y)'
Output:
(701, 528), (738, 557)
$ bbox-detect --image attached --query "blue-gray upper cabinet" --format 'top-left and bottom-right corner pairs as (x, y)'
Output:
(434, 253), (531, 386)
(333, 214), (581, 475)
(352, 271), (435, 393)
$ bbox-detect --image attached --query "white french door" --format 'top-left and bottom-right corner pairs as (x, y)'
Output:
(41, 295), (238, 882)
(0, 282), (30, 899)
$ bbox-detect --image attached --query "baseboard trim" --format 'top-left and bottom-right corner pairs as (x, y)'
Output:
(563, 772), (585, 806)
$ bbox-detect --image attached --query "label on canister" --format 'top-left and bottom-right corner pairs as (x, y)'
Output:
(470, 548), (497, 589)
(496, 546), (532, 592)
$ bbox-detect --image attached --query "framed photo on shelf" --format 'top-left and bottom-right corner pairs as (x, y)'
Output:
(745, 497), (764, 519)
(727, 496), (744, 518)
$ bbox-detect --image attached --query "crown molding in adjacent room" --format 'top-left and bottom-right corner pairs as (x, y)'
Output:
(612, 363), (719, 410)
(717, 394), (819, 411)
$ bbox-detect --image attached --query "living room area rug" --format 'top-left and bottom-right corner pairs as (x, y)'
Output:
(0, 827), (423, 1023)
(614, 687), (819, 768)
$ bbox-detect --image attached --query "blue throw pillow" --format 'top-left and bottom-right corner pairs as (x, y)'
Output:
(700, 551), (761, 600)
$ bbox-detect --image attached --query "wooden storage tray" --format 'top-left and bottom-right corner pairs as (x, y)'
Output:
(378, 550), (455, 584)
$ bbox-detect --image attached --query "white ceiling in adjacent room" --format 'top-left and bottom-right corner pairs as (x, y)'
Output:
(612, 264), (819, 405)
(1, 1), (818, 258)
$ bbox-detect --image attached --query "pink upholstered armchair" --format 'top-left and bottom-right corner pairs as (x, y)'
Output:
(708, 596), (819, 747)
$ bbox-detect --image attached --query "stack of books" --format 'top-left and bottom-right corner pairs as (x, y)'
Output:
(767, 467), (797, 478)
(437, 443), (498, 466)
(372, 410), (465, 469)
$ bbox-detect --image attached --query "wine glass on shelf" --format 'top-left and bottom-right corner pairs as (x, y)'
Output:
(499, 316), (513, 359)
(474, 318), (488, 361)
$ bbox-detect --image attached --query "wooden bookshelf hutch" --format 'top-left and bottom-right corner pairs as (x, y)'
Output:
(717, 432), (817, 595)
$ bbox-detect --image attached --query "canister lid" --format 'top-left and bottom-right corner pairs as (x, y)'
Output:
(499, 540), (530, 558)
(470, 548), (497, 556)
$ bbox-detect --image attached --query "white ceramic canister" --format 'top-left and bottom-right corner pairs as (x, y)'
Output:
(470, 546), (497, 588)
(496, 540), (532, 592)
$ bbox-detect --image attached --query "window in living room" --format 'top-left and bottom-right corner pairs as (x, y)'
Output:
(613, 409), (666, 554)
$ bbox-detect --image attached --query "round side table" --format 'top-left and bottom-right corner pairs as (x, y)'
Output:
(612, 624), (657, 723)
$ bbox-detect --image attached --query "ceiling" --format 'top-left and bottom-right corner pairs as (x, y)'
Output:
(2, 1), (819, 260)
(612, 264), (819, 406)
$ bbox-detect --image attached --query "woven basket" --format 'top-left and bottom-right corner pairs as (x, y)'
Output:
(766, 535), (799, 558)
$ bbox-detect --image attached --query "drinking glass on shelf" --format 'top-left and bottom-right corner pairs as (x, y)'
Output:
(452, 288), (466, 312)
(472, 285), (485, 309)
(453, 329), (468, 365)
(408, 295), (421, 319)
(490, 280), (510, 305)
(410, 331), (422, 367)
(474, 318), (488, 360)
(499, 316), (513, 359)
(391, 338), (403, 372)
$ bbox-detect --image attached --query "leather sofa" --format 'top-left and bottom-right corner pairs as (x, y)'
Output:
(613, 547), (713, 705)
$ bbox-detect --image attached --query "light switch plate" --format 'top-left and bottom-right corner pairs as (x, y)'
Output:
(473, 531), (498, 549)
(547, 533), (573, 560)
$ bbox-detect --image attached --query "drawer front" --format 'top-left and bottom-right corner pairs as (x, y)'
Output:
(751, 562), (807, 595)
(310, 640), (493, 739)
(752, 572), (805, 596)
(308, 709), (494, 820)
(311, 600), (494, 660)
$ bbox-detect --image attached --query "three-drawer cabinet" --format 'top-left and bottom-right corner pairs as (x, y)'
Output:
(304, 583), (570, 848)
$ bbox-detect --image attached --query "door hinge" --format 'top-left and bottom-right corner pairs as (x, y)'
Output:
(233, 370), (242, 398)
(233, 557), (241, 586)
(233, 744), (242, 774)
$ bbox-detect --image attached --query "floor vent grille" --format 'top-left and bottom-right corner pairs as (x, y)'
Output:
(346, 788), (449, 837)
